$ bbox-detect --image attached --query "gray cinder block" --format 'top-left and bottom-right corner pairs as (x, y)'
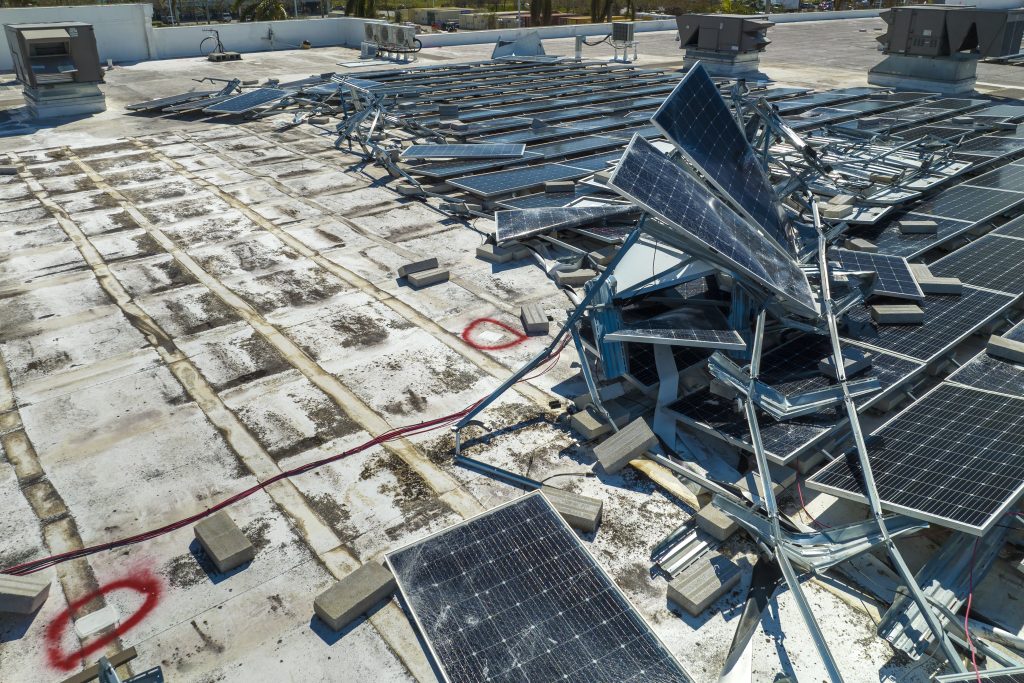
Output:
(520, 303), (549, 335)
(194, 511), (255, 573)
(398, 258), (438, 278)
(0, 572), (51, 614)
(570, 409), (610, 440)
(987, 335), (1024, 364)
(589, 246), (617, 266)
(845, 238), (878, 253)
(871, 304), (924, 325)
(593, 418), (657, 474)
(830, 194), (855, 206)
(667, 552), (742, 616)
(544, 180), (575, 194)
(908, 263), (962, 294)
(821, 203), (853, 219)
(476, 243), (529, 264)
(541, 486), (603, 532)
(694, 504), (738, 542)
(407, 267), (449, 289)
(818, 347), (871, 379)
(899, 219), (938, 235)
(314, 562), (396, 632)
(555, 269), (596, 287)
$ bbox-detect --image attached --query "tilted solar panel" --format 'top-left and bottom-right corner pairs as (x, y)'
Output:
(936, 666), (1024, 683)
(832, 249), (924, 300)
(400, 144), (526, 160)
(495, 205), (635, 244)
(651, 63), (790, 248)
(604, 328), (746, 350)
(808, 382), (1024, 535)
(607, 134), (818, 318)
(204, 88), (289, 114)
(387, 493), (693, 683)
(929, 234), (1024, 296)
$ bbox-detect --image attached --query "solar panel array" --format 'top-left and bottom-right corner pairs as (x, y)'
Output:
(126, 90), (219, 112)
(607, 135), (818, 318)
(937, 667), (1024, 683)
(605, 328), (746, 350)
(651, 63), (790, 248)
(929, 234), (1024, 295)
(204, 88), (289, 114)
(495, 205), (634, 243)
(832, 249), (924, 300)
(401, 144), (527, 160)
(948, 353), (1024, 397)
(387, 493), (693, 683)
(808, 383), (1024, 534)
(841, 286), (1015, 362)
(449, 163), (590, 198)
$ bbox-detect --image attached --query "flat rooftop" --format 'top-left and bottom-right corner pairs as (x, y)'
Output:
(1, 16), (1023, 683)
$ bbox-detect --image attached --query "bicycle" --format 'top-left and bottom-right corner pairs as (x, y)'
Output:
(200, 29), (227, 56)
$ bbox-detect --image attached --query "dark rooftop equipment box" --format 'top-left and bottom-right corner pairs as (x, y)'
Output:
(5, 22), (104, 89)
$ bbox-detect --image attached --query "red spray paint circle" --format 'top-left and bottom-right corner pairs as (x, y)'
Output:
(45, 571), (163, 672)
(461, 318), (528, 350)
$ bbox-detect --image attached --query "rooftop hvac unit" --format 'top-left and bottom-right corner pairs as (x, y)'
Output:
(364, 23), (377, 43)
(396, 25), (417, 50)
(676, 14), (773, 54)
(5, 22), (103, 88)
(612, 21), (635, 44)
(879, 6), (1024, 59)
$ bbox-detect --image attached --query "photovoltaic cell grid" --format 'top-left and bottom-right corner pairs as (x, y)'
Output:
(401, 144), (527, 160)
(126, 90), (219, 111)
(387, 493), (692, 683)
(1006, 321), (1024, 343)
(605, 328), (746, 350)
(449, 164), (590, 198)
(204, 88), (289, 114)
(936, 667), (1024, 683)
(912, 185), (1024, 224)
(841, 286), (1015, 362)
(929, 234), (1024, 295)
(832, 249), (924, 300)
(808, 382), (1024, 534)
(608, 135), (818, 318)
(867, 214), (974, 259)
(948, 353), (1024, 397)
(651, 63), (790, 248)
(962, 161), (1024, 191)
(495, 205), (635, 244)
(993, 214), (1024, 239)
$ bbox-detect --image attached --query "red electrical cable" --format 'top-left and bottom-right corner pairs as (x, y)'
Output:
(2, 338), (571, 577)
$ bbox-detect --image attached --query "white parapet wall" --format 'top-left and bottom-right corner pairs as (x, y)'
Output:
(0, 3), (156, 71)
(0, 5), (882, 72)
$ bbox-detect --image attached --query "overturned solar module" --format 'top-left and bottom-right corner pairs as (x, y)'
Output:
(387, 493), (693, 683)
(607, 134), (818, 318)
(652, 62), (791, 248)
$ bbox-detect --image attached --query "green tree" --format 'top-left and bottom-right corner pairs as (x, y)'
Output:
(345, 0), (377, 17)
(232, 0), (288, 21)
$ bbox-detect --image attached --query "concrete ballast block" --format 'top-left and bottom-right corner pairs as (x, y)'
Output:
(520, 303), (549, 335)
(908, 263), (962, 294)
(845, 238), (878, 253)
(593, 417), (657, 474)
(194, 511), (255, 573)
(398, 257), (438, 278)
(407, 267), (449, 288)
(570, 408), (610, 440)
(544, 180), (575, 193)
(541, 486), (603, 532)
(899, 219), (938, 235)
(555, 268), (597, 287)
(871, 304), (924, 325)
(987, 335), (1024, 364)
(314, 562), (396, 632)
(667, 552), (742, 616)
(476, 243), (529, 264)
(694, 504), (738, 542)
(818, 347), (872, 379)
(0, 572), (51, 614)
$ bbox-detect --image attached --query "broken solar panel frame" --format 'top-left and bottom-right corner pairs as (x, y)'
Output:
(807, 382), (1024, 535)
(936, 667), (1024, 683)
(386, 492), (693, 683)
(203, 88), (289, 114)
(400, 144), (527, 160)
(651, 62), (791, 249)
(495, 205), (635, 244)
(831, 249), (924, 300)
(604, 328), (746, 351)
(607, 134), (818, 318)
(126, 90), (220, 112)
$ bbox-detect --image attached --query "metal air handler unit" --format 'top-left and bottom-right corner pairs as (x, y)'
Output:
(676, 13), (772, 77)
(869, 5), (1024, 94)
(5, 21), (106, 119)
